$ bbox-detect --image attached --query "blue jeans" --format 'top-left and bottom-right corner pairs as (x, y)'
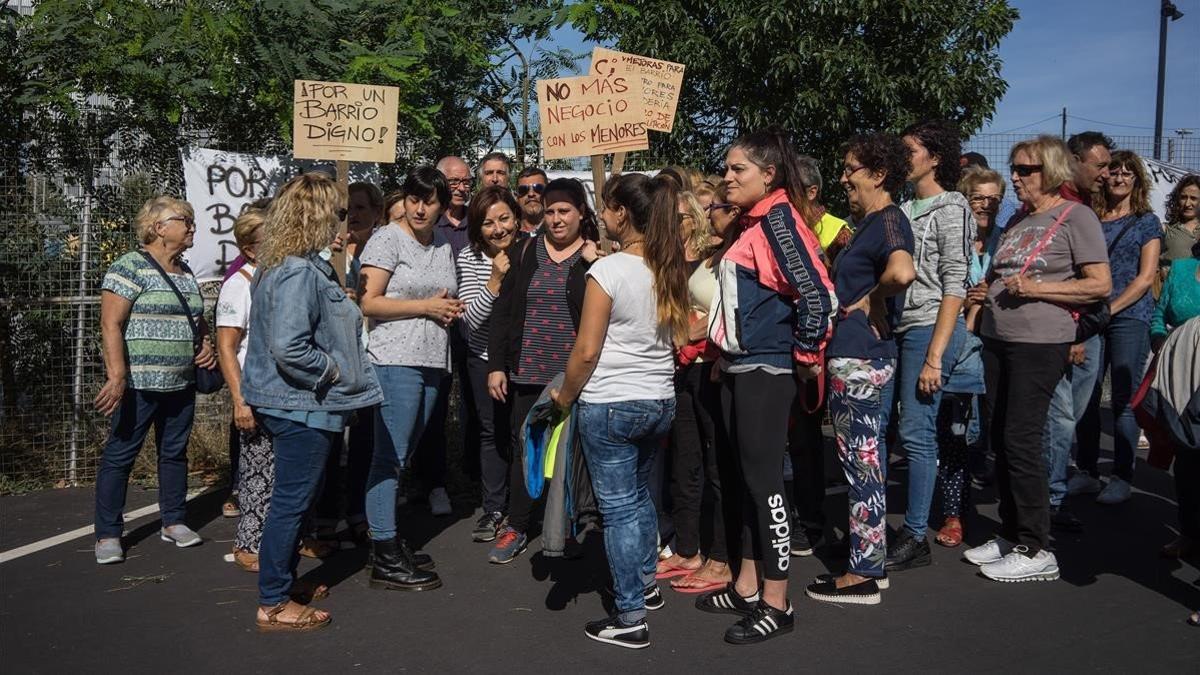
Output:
(257, 414), (336, 606)
(1078, 316), (1151, 481)
(879, 320), (968, 538)
(366, 365), (443, 541)
(1042, 336), (1101, 506)
(94, 388), (196, 539)
(578, 398), (676, 624)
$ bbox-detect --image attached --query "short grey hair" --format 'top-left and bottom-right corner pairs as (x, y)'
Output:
(796, 155), (822, 195)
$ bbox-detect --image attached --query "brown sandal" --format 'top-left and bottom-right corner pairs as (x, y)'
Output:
(256, 601), (330, 633)
(935, 517), (964, 548)
(298, 537), (336, 559)
(289, 580), (330, 604)
(233, 548), (259, 572)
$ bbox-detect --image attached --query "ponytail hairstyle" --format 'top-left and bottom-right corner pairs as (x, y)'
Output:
(729, 126), (819, 228)
(602, 173), (690, 347)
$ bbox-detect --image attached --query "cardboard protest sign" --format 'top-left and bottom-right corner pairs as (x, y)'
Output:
(181, 147), (378, 281)
(537, 73), (649, 160)
(591, 47), (685, 133)
(292, 80), (399, 163)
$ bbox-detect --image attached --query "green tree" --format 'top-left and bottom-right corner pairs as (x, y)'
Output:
(571, 0), (1018, 179)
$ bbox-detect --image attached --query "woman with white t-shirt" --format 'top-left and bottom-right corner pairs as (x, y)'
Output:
(550, 173), (690, 650)
(216, 208), (272, 571)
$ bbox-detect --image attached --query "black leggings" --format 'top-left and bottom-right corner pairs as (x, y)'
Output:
(722, 369), (795, 581)
(506, 384), (546, 534)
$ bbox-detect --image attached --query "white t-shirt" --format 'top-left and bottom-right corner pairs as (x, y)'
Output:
(579, 253), (675, 404)
(215, 262), (257, 368)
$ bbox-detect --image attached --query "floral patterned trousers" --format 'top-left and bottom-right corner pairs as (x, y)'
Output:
(828, 357), (895, 578)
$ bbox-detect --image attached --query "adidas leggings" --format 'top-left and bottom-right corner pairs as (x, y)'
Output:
(721, 369), (795, 581)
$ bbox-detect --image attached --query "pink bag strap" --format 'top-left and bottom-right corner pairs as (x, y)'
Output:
(1018, 203), (1077, 277)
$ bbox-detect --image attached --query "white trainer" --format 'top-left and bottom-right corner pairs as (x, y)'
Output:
(963, 537), (1014, 566)
(1067, 473), (1102, 496)
(160, 524), (202, 548)
(1096, 477), (1132, 505)
(980, 546), (1059, 583)
(429, 487), (452, 516)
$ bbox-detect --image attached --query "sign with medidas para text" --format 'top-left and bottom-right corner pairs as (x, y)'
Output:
(590, 47), (685, 133)
(293, 80), (399, 163)
(537, 73), (649, 160)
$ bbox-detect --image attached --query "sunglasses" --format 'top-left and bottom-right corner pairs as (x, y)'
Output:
(1011, 164), (1043, 177)
(159, 216), (196, 227)
(705, 202), (735, 213)
(517, 183), (546, 197)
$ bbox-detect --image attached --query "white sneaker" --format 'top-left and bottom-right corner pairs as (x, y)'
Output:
(963, 537), (1014, 566)
(1067, 473), (1102, 496)
(429, 487), (452, 516)
(1096, 477), (1132, 505)
(1137, 432), (1150, 449)
(160, 524), (203, 548)
(980, 546), (1059, 583)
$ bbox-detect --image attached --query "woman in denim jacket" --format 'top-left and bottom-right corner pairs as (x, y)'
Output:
(241, 173), (383, 632)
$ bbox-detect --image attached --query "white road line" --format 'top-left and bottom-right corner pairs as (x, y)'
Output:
(0, 488), (208, 564)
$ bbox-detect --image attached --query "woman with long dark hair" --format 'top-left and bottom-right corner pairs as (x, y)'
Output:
(695, 128), (837, 645)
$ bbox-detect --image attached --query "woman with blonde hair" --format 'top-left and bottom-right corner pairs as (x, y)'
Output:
(550, 172), (690, 649)
(963, 136), (1111, 583)
(93, 196), (217, 564)
(1073, 150), (1162, 504)
(241, 172), (383, 631)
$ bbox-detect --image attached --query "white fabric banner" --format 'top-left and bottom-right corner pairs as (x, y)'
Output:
(1143, 157), (1193, 226)
(181, 147), (378, 281)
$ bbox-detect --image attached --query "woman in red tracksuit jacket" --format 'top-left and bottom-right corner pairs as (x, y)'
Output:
(694, 128), (837, 645)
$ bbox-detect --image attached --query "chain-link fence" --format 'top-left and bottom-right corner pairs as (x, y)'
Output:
(2, 130), (1198, 491)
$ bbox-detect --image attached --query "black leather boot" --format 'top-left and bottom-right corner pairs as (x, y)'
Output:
(366, 540), (435, 572)
(369, 538), (442, 591)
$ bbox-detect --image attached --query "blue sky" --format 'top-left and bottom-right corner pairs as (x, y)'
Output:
(545, 1), (1200, 139)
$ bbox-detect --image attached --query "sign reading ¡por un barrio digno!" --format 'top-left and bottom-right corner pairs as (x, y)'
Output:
(293, 79), (400, 164)
(591, 47), (685, 133)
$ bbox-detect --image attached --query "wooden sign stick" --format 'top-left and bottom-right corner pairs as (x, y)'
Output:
(611, 152), (627, 176)
(590, 154), (609, 250)
(332, 159), (349, 287)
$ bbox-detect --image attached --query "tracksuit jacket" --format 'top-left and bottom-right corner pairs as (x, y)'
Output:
(708, 189), (837, 372)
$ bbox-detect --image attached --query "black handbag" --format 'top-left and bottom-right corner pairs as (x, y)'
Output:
(1073, 216), (1140, 342)
(137, 250), (225, 394)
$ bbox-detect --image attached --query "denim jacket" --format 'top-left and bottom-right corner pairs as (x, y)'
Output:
(241, 253), (383, 411)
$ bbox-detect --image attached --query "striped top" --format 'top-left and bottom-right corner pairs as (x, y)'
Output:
(456, 246), (500, 359)
(512, 239), (580, 386)
(101, 250), (202, 392)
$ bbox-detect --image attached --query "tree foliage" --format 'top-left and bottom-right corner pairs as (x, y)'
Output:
(572, 0), (1018, 176)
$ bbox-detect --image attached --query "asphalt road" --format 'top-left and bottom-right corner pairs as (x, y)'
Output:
(1, 452), (1197, 673)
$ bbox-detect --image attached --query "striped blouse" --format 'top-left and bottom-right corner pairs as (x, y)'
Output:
(456, 246), (499, 359)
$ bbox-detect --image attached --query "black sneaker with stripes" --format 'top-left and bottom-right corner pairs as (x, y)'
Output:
(695, 583), (757, 616)
(584, 614), (650, 649)
(724, 600), (794, 645)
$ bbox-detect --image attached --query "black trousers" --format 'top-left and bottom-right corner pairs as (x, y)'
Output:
(787, 379), (826, 533)
(981, 338), (1069, 554)
(505, 383), (545, 534)
(721, 369), (795, 581)
(669, 361), (739, 562)
(467, 356), (511, 514)
(1176, 450), (1200, 541)
(316, 406), (375, 524)
(414, 332), (476, 489)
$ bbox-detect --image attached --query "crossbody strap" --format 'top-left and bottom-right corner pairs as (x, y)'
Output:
(137, 250), (201, 346)
(1018, 203), (1078, 276)
(1105, 215), (1140, 255)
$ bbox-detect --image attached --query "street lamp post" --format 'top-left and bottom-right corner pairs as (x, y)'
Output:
(1154, 0), (1184, 160)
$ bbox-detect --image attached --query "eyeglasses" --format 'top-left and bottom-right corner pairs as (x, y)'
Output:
(969, 195), (1002, 206)
(446, 178), (472, 187)
(705, 202), (735, 212)
(1011, 164), (1043, 177)
(842, 165), (867, 178)
(159, 216), (195, 228)
(517, 183), (546, 196)
(1108, 169), (1136, 179)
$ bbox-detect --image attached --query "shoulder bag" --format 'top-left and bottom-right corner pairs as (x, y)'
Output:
(137, 250), (225, 394)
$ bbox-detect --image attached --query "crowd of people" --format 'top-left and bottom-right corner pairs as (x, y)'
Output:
(91, 128), (1200, 644)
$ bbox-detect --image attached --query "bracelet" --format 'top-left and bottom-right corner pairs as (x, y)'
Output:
(924, 360), (942, 370)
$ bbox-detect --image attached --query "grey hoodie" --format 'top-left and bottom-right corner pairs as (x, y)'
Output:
(896, 191), (974, 332)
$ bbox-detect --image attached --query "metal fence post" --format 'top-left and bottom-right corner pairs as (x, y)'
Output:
(68, 194), (93, 486)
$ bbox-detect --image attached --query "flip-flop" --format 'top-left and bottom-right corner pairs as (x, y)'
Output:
(655, 562), (700, 580)
(670, 576), (727, 594)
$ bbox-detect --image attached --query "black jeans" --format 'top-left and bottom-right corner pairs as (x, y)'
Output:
(787, 380), (826, 534)
(506, 383), (545, 534)
(468, 356), (511, 514)
(1176, 450), (1200, 541)
(721, 369), (795, 581)
(414, 332), (475, 489)
(669, 361), (738, 562)
(316, 406), (375, 526)
(981, 338), (1069, 554)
